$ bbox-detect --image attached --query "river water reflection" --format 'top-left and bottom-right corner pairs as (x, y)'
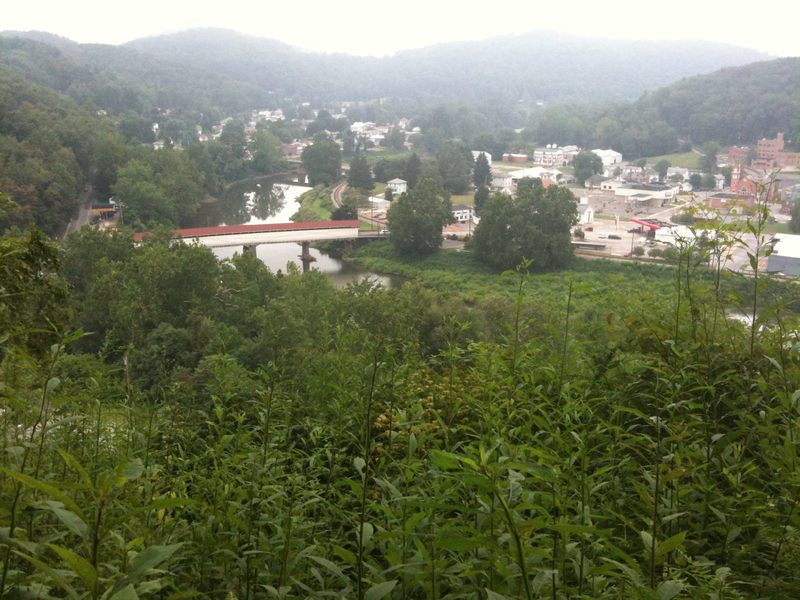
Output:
(189, 179), (400, 288)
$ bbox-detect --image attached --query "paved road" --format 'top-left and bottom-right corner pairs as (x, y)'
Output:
(62, 186), (94, 239)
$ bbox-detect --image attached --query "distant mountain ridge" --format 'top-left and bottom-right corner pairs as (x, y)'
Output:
(124, 28), (768, 104)
(0, 32), (270, 115)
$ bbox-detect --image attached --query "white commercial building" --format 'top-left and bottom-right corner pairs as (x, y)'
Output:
(767, 234), (800, 276)
(591, 148), (623, 166)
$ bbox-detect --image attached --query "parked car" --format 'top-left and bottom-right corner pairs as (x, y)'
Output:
(608, 234), (622, 240)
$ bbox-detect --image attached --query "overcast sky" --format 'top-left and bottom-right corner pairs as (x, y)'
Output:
(5, 0), (799, 57)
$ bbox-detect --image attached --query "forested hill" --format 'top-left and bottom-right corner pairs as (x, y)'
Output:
(125, 28), (766, 104)
(636, 57), (800, 145)
(0, 34), (270, 116)
(0, 64), (120, 235)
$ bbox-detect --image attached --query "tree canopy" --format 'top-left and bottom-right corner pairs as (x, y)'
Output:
(571, 151), (604, 186)
(347, 155), (374, 191)
(301, 137), (342, 186)
(436, 141), (474, 194)
(472, 184), (578, 270)
(387, 178), (454, 257)
(473, 152), (491, 187)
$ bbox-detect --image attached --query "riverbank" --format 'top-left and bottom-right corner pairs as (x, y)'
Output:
(349, 240), (679, 303)
(292, 185), (334, 221)
(349, 240), (798, 314)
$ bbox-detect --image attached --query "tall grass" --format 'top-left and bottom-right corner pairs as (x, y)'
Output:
(1, 203), (799, 597)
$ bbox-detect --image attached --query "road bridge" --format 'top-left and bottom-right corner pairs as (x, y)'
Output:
(133, 220), (386, 272)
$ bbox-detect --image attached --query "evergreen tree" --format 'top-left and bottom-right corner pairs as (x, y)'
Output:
(348, 154), (374, 191)
(790, 197), (800, 234)
(474, 185), (489, 214)
(473, 152), (491, 187)
(404, 153), (421, 189)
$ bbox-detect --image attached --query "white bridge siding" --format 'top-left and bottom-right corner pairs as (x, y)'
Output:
(181, 226), (361, 248)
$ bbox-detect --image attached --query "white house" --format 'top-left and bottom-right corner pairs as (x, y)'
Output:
(472, 151), (492, 166)
(387, 178), (407, 195)
(491, 170), (514, 193)
(452, 204), (475, 223)
(591, 149), (623, 166)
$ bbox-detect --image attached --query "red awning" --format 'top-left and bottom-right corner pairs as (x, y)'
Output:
(629, 218), (662, 230)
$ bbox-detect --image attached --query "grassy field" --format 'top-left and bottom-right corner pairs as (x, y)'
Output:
(766, 221), (792, 234)
(450, 192), (474, 207)
(363, 148), (412, 163)
(644, 151), (702, 169)
(350, 240), (796, 317)
(292, 186), (334, 221)
(350, 240), (680, 306)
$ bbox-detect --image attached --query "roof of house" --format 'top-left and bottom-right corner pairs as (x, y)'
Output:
(387, 178), (406, 184)
(452, 204), (472, 211)
(771, 234), (800, 259)
(133, 220), (360, 243)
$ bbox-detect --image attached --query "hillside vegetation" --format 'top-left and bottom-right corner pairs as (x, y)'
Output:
(126, 29), (766, 104)
(638, 57), (800, 145)
(0, 35), (269, 117)
(1, 210), (800, 596)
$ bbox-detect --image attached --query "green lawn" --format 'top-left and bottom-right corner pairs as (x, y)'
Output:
(450, 193), (474, 207)
(766, 221), (792, 234)
(363, 149), (412, 163)
(644, 151), (702, 169)
(292, 186), (334, 221)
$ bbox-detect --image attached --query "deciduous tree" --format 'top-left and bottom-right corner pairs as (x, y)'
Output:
(472, 184), (578, 270)
(655, 159), (672, 181)
(387, 178), (454, 257)
(436, 141), (473, 194)
(572, 151), (603, 186)
(301, 137), (342, 186)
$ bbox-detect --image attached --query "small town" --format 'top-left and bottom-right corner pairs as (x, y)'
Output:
(3, 5), (800, 598)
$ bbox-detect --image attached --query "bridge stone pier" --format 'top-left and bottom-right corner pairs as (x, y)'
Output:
(299, 241), (316, 272)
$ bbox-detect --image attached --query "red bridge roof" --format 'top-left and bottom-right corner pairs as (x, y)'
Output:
(133, 220), (360, 242)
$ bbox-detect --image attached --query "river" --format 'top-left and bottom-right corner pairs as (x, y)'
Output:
(188, 178), (400, 288)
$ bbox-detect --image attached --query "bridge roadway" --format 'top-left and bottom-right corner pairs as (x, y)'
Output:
(133, 220), (386, 272)
(134, 220), (363, 247)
